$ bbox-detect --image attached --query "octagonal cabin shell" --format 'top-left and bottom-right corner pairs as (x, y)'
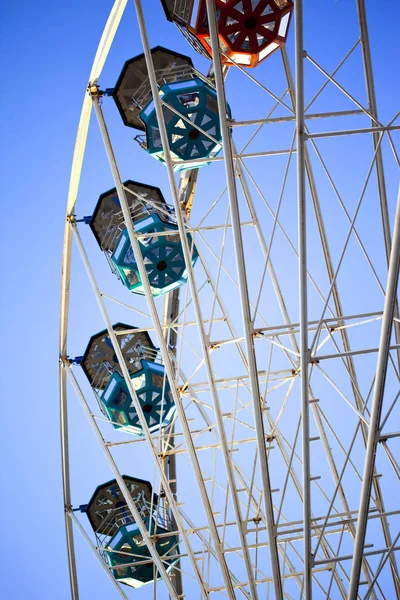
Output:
(85, 475), (157, 536)
(161, 1), (212, 58)
(139, 77), (231, 171)
(81, 323), (157, 391)
(162, 0), (293, 68)
(161, 0), (192, 26)
(90, 180), (173, 255)
(112, 213), (199, 296)
(106, 518), (179, 588)
(101, 360), (176, 435)
(112, 46), (195, 131)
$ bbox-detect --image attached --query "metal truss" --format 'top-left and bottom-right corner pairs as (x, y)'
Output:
(60, 0), (400, 598)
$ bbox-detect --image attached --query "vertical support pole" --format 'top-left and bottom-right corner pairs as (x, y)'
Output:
(280, 42), (385, 599)
(356, 0), (391, 265)
(294, 0), (312, 597)
(235, 153), (351, 597)
(163, 288), (183, 599)
(204, 1), (283, 598)
(355, 1), (400, 589)
(356, 0), (400, 370)
(348, 188), (400, 599)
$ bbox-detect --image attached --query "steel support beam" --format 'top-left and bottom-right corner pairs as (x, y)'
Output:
(163, 289), (183, 600)
(357, 0), (400, 372)
(230, 109), (364, 128)
(204, 1), (284, 598)
(293, 1), (312, 597)
(356, 0), (392, 262)
(317, 544), (400, 567)
(281, 27), (390, 600)
(230, 57), (355, 599)
(235, 155), (355, 596)
(348, 188), (400, 598)
(355, 2), (400, 586)
(313, 344), (400, 362)
(131, 3), (258, 597)
(307, 124), (400, 139)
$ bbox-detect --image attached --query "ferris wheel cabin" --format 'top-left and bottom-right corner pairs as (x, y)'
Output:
(82, 476), (178, 588)
(80, 323), (176, 434)
(112, 46), (231, 170)
(90, 180), (198, 296)
(161, 0), (294, 68)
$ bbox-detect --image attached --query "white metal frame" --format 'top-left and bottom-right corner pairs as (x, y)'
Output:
(59, 0), (400, 598)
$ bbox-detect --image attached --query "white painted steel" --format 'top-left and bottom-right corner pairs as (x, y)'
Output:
(93, 94), (236, 598)
(59, 1), (400, 598)
(204, 2), (284, 598)
(348, 188), (400, 598)
(293, 1), (312, 597)
(59, 3), (128, 598)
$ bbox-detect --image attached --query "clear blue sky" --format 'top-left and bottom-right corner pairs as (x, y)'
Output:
(1, 1), (399, 598)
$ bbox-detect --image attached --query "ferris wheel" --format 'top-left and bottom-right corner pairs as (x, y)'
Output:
(59, 1), (400, 599)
